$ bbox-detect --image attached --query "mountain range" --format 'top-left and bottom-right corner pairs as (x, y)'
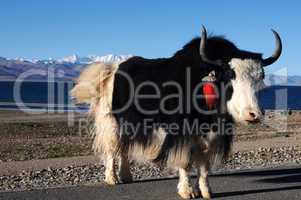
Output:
(0, 55), (132, 81)
(0, 55), (300, 85)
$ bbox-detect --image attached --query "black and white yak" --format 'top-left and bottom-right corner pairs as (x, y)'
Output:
(71, 26), (282, 199)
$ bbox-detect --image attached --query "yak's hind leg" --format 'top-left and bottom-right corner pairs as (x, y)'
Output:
(196, 162), (212, 199)
(94, 116), (120, 185)
(118, 152), (132, 183)
(177, 168), (199, 199)
(96, 128), (119, 185)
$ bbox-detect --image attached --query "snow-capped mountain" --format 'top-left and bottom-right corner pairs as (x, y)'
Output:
(12, 54), (132, 65)
(57, 54), (80, 64)
(0, 54), (300, 84)
(0, 54), (132, 81)
(85, 54), (132, 64)
(56, 54), (132, 65)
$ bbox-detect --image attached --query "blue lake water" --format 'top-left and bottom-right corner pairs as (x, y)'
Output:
(0, 81), (300, 111)
(0, 81), (77, 111)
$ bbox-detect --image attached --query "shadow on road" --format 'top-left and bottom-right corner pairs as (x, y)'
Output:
(213, 167), (301, 198)
(214, 167), (301, 177)
(124, 176), (178, 184)
(126, 167), (301, 185)
(214, 185), (301, 198)
(257, 174), (301, 184)
(131, 167), (301, 199)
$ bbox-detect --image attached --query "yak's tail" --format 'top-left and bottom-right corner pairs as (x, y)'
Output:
(70, 62), (121, 158)
(70, 62), (119, 116)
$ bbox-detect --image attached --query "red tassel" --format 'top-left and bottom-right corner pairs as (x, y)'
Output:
(203, 83), (217, 109)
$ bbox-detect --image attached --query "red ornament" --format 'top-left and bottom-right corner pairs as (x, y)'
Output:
(203, 82), (217, 109)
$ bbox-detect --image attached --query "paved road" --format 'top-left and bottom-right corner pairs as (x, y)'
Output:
(1, 167), (301, 200)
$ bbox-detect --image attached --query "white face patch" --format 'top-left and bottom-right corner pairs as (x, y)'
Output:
(226, 58), (265, 123)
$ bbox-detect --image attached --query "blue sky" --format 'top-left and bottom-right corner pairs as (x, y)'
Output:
(0, 0), (300, 75)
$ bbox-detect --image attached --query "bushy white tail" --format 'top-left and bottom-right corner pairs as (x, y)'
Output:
(70, 62), (118, 116)
(71, 62), (121, 158)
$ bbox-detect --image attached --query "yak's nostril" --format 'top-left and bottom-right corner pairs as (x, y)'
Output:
(249, 112), (257, 119)
(245, 111), (260, 123)
(242, 108), (261, 123)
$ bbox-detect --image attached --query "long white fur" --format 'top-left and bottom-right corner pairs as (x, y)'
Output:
(70, 62), (120, 158)
(128, 127), (167, 162)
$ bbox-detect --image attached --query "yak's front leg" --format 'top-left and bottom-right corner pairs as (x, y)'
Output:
(177, 168), (198, 199)
(104, 154), (119, 185)
(196, 163), (212, 199)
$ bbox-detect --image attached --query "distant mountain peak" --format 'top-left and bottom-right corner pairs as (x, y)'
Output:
(0, 54), (133, 81)
(57, 54), (80, 64)
(45, 54), (132, 65)
(10, 54), (132, 65)
(0, 54), (300, 85)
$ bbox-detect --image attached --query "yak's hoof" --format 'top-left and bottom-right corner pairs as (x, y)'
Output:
(104, 175), (119, 185)
(178, 186), (199, 199)
(119, 174), (133, 183)
(201, 191), (212, 199)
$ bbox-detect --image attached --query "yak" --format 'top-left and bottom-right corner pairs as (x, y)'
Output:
(71, 26), (282, 199)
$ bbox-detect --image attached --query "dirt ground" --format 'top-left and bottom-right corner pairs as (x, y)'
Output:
(0, 110), (300, 162)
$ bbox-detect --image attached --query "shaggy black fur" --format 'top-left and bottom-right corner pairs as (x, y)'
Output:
(111, 35), (263, 165)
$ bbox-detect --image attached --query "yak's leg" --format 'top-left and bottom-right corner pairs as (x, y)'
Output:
(118, 153), (132, 183)
(104, 154), (118, 185)
(196, 162), (212, 199)
(177, 168), (198, 199)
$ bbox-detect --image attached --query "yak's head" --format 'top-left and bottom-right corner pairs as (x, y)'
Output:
(199, 26), (282, 124)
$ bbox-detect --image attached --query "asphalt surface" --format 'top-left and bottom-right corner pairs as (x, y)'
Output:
(1, 167), (301, 200)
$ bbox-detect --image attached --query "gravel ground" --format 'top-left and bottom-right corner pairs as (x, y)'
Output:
(0, 111), (300, 192)
(1, 146), (300, 192)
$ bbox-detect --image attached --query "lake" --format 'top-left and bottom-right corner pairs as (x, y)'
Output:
(0, 81), (300, 111)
